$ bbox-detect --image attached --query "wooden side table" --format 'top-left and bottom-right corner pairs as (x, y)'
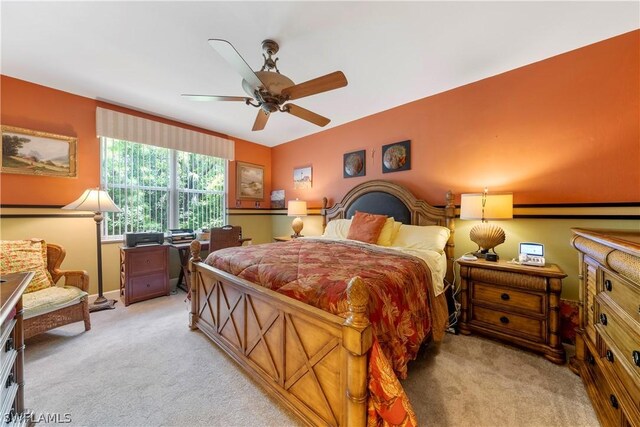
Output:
(457, 258), (567, 364)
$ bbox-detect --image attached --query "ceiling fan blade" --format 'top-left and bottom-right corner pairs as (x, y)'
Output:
(281, 71), (347, 101)
(252, 110), (270, 131)
(208, 39), (265, 91)
(182, 94), (250, 102)
(286, 104), (330, 127)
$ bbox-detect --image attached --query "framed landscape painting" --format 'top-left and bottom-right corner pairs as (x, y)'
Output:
(293, 165), (312, 189)
(1, 126), (77, 177)
(236, 161), (264, 201)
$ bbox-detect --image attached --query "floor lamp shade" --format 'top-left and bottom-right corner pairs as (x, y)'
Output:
(460, 191), (513, 257)
(63, 188), (121, 311)
(287, 199), (307, 238)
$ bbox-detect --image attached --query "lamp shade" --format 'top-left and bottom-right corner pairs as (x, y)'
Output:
(287, 199), (307, 217)
(62, 188), (121, 213)
(460, 193), (512, 220)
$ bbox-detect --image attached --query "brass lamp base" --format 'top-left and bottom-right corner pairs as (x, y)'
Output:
(291, 216), (304, 238)
(469, 223), (506, 257)
(90, 295), (117, 312)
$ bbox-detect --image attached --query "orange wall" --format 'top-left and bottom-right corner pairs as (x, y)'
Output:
(0, 76), (269, 206)
(272, 30), (640, 207)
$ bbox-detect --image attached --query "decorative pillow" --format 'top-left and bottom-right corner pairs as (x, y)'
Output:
(347, 211), (388, 244)
(0, 239), (54, 293)
(376, 218), (397, 247)
(322, 219), (352, 240)
(391, 225), (451, 252)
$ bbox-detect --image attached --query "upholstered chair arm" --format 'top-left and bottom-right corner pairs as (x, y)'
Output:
(57, 270), (90, 292)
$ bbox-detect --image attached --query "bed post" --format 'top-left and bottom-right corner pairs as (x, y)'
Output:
(342, 276), (372, 426)
(444, 190), (456, 284)
(189, 240), (202, 330)
(322, 197), (329, 231)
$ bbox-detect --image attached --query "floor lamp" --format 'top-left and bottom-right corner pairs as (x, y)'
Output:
(63, 188), (122, 312)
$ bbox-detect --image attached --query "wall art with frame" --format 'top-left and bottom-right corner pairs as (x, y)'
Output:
(1, 125), (77, 178)
(382, 140), (411, 173)
(343, 149), (366, 178)
(236, 161), (264, 201)
(293, 165), (312, 189)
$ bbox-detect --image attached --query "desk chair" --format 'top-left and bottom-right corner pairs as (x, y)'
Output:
(209, 225), (252, 253)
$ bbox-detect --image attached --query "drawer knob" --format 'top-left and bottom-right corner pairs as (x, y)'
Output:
(500, 293), (510, 301)
(605, 350), (614, 362)
(604, 279), (612, 292)
(147, 283), (151, 288)
(609, 394), (618, 409)
(587, 354), (595, 365)
(5, 337), (13, 352)
(5, 372), (13, 388)
(633, 350), (640, 367)
(599, 313), (607, 326)
(499, 316), (509, 324)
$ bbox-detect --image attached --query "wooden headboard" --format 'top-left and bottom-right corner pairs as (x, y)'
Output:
(321, 180), (456, 283)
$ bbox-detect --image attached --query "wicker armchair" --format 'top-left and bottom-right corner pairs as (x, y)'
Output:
(23, 243), (91, 339)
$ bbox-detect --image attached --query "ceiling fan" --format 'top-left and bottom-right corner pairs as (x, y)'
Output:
(183, 39), (348, 131)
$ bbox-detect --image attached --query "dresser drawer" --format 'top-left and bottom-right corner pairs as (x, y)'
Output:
(586, 347), (624, 425)
(596, 299), (640, 381)
(471, 306), (544, 342)
(472, 282), (544, 315)
(126, 248), (167, 276)
(601, 269), (640, 325)
(128, 273), (168, 302)
(599, 334), (640, 411)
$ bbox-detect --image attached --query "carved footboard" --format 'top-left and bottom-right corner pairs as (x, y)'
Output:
(189, 241), (372, 427)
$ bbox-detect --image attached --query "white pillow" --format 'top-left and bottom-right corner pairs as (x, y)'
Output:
(322, 219), (352, 239)
(391, 224), (450, 252)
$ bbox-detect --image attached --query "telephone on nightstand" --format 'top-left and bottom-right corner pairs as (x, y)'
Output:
(518, 242), (545, 267)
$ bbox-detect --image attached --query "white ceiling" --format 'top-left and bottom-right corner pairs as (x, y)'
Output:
(1, 1), (638, 147)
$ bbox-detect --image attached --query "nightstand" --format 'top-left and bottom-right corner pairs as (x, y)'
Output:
(120, 244), (170, 306)
(273, 236), (293, 242)
(457, 258), (567, 364)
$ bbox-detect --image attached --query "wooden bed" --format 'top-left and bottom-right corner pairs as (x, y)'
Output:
(188, 180), (455, 426)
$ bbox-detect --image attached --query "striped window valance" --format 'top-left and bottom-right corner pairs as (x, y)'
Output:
(96, 107), (234, 160)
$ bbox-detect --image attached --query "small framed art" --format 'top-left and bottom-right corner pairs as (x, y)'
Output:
(293, 165), (312, 189)
(382, 140), (411, 173)
(343, 150), (365, 178)
(1, 125), (77, 177)
(236, 161), (264, 200)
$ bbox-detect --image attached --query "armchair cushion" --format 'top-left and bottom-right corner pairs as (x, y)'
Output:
(23, 285), (88, 320)
(0, 239), (54, 293)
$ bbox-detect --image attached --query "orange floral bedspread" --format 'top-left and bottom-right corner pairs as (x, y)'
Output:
(205, 238), (434, 379)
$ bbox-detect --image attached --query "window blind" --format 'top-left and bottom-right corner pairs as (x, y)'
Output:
(96, 107), (234, 160)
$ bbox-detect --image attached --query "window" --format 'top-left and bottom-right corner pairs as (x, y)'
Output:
(101, 138), (225, 238)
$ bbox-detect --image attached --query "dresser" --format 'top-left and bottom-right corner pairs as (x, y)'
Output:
(458, 259), (567, 364)
(120, 245), (170, 306)
(1, 272), (33, 425)
(571, 228), (640, 427)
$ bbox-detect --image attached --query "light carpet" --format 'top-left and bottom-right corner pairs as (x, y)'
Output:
(24, 293), (598, 426)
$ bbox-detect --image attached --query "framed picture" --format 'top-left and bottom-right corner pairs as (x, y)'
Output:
(293, 165), (312, 189)
(236, 161), (264, 200)
(343, 150), (366, 178)
(1, 125), (77, 177)
(270, 189), (285, 209)
(382, 140), (411, 173)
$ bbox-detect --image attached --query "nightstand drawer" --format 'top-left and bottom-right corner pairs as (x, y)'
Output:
(472, 306), (544, 342)
(129, 273), (168, 302)
(601, 269), (640, 325)
(472, 282), (544, 315)
(127, 247), (166, 276)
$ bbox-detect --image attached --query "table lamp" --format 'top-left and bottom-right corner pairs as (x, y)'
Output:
(460, 189), (513, 259)
(287, 199), (307, 238)
(63, 188), (122, 311)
